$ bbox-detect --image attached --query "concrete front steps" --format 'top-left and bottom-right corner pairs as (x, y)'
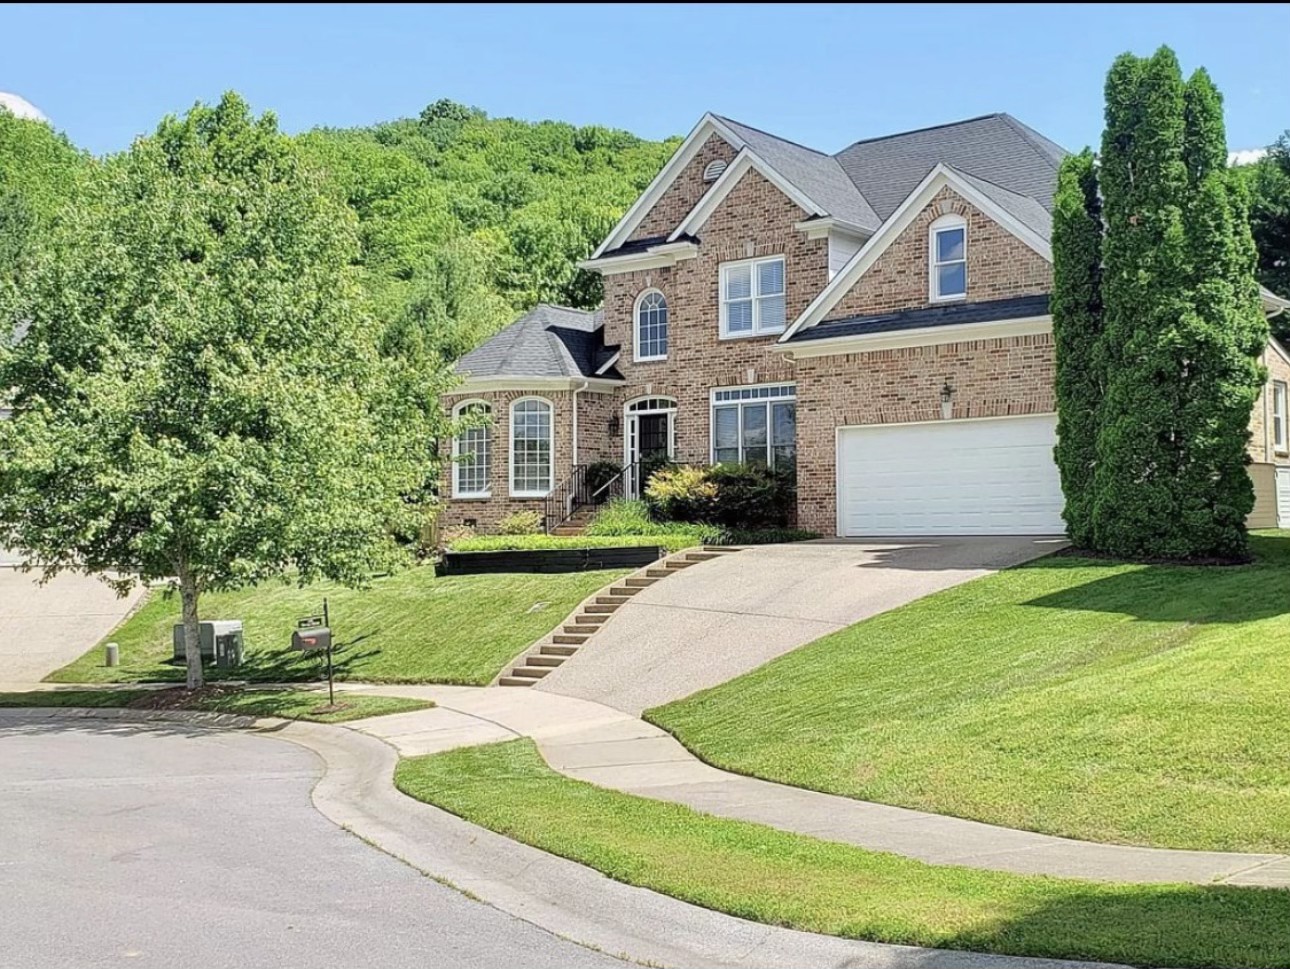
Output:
(498, 546), (744, 687)
(550, 505), (597, 537)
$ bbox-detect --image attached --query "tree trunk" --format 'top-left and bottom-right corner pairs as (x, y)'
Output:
(177, 560), (203, 690)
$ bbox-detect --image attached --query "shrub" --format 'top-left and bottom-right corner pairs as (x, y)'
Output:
(448, 533), (702, 553)
(722, 527), (819, 545)
(496, 510), (543, 535)
(582, 460), (622, 502)
(586, 499), (720, 544)
(644, 465), (718, 523)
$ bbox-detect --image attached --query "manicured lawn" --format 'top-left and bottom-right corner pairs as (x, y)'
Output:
(396, 739), (1290, 969)
(49, 566), (628, 686)
(649, 532), (1290, 853)
(0, 688), (431, 723)
(448, 533), (701, 553)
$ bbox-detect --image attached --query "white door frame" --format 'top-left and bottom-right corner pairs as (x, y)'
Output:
(624, 396), (677, 499)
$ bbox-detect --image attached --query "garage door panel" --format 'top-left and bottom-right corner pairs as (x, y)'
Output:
(837, 416), (1064, 536)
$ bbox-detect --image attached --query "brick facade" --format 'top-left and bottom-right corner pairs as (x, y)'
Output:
(793, 333), (1057, 533)
(604, 168), (825, 463)
(628, 134), (736, 242)
(1247, 346), (1290, 465)
(827, 186), (1052, 319)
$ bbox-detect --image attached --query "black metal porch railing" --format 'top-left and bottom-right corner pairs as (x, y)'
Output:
(543, 460), (640, 533)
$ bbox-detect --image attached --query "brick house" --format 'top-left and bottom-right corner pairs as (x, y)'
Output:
(439, 112), (1290, 537)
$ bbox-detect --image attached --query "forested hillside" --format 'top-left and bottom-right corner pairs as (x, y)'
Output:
(296, 99), (677, 360)
(0, 97), (677, 360)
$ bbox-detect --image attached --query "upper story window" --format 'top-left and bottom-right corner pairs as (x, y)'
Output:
(720, 255), (786, 339)
(510, 397), (553, 498)
(930, 214), (967, 301)
(452, 400), (492, 498)
(1275, 380), (1288, 453)
(634, 289), (669, 361)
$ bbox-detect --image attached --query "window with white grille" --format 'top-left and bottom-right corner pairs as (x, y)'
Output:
(634, 290), (668, 361)
(720, 256), (786, 338)
(510, 398), (553, 497)
(452, 401), (491, 498)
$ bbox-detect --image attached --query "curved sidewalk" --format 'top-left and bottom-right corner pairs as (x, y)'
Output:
(346, 683), (1290, 888)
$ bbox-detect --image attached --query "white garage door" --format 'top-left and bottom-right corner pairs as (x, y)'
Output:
(837, 415), (1064, 536)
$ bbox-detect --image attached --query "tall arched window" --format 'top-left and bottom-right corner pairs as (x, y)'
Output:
(452, 400), (491, 498)
(635, 289), (669, 362)
(929, 213), (967, 301)
(510, 397), (554, 497)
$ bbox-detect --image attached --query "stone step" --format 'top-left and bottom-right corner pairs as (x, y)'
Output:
(553, 633), (590, 645)
(665, 559), (696, 569)
(563, 624), (600, 635)
(624, 576), (659, 588)
(703, 545), (748, 552)
(511, 665), (550, 679)
(608, 585), (644, 596)
(684, 551), (721, 562)
(499, 676), (537, 687)
(584, 602), (621, 614)
(551, 526), (584, 536)
(526, 654), (564, 668)
(573, 613), (609, 625)
(541, 643), (579, 657)
(645, 568), (672, 578)
(596, 595), (632, 606)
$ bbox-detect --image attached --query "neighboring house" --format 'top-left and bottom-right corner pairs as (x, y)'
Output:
(439, 111), (1290, 537)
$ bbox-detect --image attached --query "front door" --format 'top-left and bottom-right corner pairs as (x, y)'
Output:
(625, 400), (675, 498)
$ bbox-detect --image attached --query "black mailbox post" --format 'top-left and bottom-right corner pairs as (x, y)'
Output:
(293, 598), (336, 706)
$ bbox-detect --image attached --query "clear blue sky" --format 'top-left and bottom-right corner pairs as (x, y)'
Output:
(5, 3), (1286, 156)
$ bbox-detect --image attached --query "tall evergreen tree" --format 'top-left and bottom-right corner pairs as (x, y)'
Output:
(1051, 150), (1103, 547)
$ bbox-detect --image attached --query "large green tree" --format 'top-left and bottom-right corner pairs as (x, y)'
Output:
(0, 93), (449, 688)
(1051, 150), (1103, 548)
(1077, 48), (1266, 560)
(1244, 134), (1290, 336)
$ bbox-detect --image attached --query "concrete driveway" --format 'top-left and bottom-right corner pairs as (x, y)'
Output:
(0, 565), (144, 682)
(537, 536), (1063, 714)
(0, 719), (623, 969)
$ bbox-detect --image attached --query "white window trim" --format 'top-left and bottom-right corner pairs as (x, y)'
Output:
(1275, 380), (1288, 454)
(508, 396), (555, 499)
(719, 255), (787, 340)
(451, 399), (492, 499)
(633, 288), (669, 363)
(929, 214), (967, 303)
(709, 383), (797, 467)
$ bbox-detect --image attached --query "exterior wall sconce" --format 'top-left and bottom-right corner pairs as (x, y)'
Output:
(608, 415), (621, 437)
(940, 381), (955, 420)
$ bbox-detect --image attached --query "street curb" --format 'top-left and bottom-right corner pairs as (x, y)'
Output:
(0, 708), (1126, 969)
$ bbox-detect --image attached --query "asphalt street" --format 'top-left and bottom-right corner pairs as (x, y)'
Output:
(0, 718), (625, 969)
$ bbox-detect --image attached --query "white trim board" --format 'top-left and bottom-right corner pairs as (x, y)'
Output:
(781, 165), (1052, 342)
(777, 315), (1052, 358)
(578, 241), (698, 275)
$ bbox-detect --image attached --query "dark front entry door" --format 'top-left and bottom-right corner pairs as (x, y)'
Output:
(637, 413), (669, 461)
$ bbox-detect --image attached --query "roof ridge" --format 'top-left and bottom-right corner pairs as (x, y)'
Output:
(714, 114), (829, 157)
(994, 113), (1067, 170)
(950, 165), (1038, 201)
(833, 113), (1006, 154)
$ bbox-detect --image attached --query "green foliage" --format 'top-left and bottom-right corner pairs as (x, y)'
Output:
(723, 527), (820, 546)
(582, 460), (621, 499)
(1242, 135), (1290, 340)
(447, 533), (701, 553)
(585, 499), (720, 543)
(0, 92), (450, 688)
(646, 464), (795, 529)
(1085, 48), (1266, 560)
(1051, 151), (1103, 548)
(496, 509), (543, 535)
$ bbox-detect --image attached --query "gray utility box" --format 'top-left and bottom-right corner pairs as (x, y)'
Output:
(173, 620), (244, 667)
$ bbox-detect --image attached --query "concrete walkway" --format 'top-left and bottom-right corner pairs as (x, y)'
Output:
(0, 708), (1122, 969)
(0, 567), (144, 681)
(340, 683), (1290, 888)
(535, 537), (1065, 713)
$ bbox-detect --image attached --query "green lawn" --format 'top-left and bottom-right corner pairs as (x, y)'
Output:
(50, 566), (628, 686)
(649, 532), (1290, 853)
(397, 739), (1290, 969)
(448, 533), (701, 553)
(0, 688), (431, 723)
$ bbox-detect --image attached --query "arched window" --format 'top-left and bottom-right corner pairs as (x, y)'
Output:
(929, 213), (967, 301)
(452, 400), (491, 498)
(510, 397), (554, 497)
(635, 289), (669, 362)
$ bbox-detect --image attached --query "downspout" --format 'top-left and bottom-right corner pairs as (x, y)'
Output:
(572, 380), (588, 466)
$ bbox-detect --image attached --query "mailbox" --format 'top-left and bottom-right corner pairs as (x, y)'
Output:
(292, 627), (332, 652)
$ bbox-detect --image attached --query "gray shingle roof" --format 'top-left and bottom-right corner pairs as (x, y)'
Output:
(716, 116), (880, 231)
(455, 304), (620, 381)
(787, 294), (1052, 343)
(833, 113), (1066, 222)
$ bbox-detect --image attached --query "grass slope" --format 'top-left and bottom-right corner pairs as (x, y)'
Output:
(649, 532), (1290, 853)
(50, 566), (627, 687)
(397, 740), (1290, 969)
(0, 689), (430, 723)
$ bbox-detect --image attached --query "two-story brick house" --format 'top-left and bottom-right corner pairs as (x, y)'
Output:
(439, 111), (1290, 537)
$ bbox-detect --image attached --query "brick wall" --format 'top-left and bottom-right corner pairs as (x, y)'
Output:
(628, 134), (737, 242)
(605, 168), (826, 463)
(794, 333), (1057, 533)
(438, 389), (576, 533)
(574, 390), (619, 466)
(827, 186), (1052, 320)
(1247, 346), (1290, 465)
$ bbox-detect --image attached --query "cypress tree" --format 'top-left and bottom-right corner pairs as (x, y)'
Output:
(1051, 150), (1103, 548)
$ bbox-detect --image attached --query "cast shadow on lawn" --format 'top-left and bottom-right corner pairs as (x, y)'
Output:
(149, 634), (383, 684)
(939, 881), (1290, 969)
(1023, 546), (1290, 626)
